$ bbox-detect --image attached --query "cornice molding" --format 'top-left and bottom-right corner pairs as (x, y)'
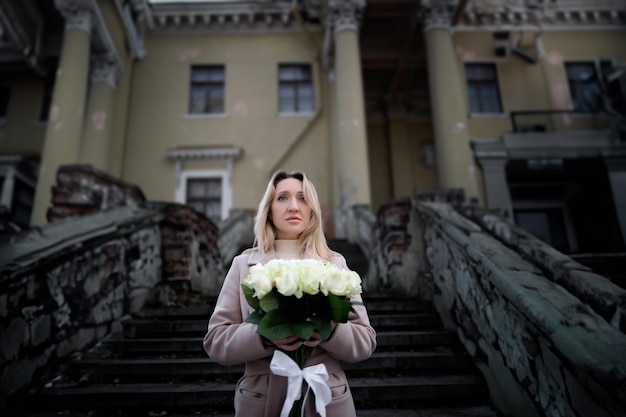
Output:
(456, 3), (626, 31)
(0, 0), (46, 73)
(328, 0), (366, 34)
(147, 2), (320, 33)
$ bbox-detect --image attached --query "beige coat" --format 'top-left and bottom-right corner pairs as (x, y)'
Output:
(204, 247), (377, 417)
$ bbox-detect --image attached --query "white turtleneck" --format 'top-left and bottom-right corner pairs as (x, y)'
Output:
(274, 239), (300, 260)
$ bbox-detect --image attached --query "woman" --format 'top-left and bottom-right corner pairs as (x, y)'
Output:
(204, 170), (376, 417)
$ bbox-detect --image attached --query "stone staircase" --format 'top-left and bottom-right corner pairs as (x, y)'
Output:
(23, 241), (500, 417)
(24, 298), (499, 417)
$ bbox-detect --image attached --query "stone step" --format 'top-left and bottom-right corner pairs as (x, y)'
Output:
(27, 406), (499, 417)
(122, 312), (441, 337)
(36, 374), (488, 411)
(63, 350), (472, 380)
(357, 406), (500, 417)
(99, 331), (458, 357)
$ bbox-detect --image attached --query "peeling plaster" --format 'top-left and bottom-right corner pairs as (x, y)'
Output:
(547, 51), (564, 66)
(49, 105), (60, 122)
(233, 100), (248, 116)
(176, 47), (200, 62)
(91, 110), (107, 130)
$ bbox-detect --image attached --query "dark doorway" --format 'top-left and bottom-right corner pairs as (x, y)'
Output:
(507, 157), (624, 254)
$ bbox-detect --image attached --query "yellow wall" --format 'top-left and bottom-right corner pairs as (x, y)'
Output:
(367, 118), (439, 211)
(455, 30), (626, 141)
(123, 31), (329, 211)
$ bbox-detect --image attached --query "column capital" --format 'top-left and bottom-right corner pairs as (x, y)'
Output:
(328, 0), (366, 34)
(55, 0), (94, 33)
(419, 0), (457, 32)
(90, 55), (120, 88)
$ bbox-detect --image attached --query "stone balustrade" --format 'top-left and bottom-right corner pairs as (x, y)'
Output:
(0, 206), (163, 403)
(417, 200), (626, 417)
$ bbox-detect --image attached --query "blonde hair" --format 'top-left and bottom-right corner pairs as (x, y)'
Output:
(253, 171), (336, 261)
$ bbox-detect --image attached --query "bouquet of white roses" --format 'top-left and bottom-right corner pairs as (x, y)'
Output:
(242, 258), (363, 417)
(242, 258), (363, 344)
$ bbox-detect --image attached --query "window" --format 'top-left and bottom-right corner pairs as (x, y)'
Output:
(189, 65), (225, 114)
(278, 64), (314, 113)
(465, 63), (503, 114)
(0, 86), (10, 125)
(186, 177), (222, 222)
(565, 62), (602, 113)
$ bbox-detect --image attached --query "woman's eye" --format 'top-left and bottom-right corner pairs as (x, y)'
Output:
(278, 195), (287, 201)
(298, 196), (306, 202)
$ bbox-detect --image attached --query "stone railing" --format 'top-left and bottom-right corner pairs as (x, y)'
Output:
(0, 206), (163, 405)
(345, 205), (376, 288)
(367, 190), (467, 299)
(217, 209), (255, 269)
(417, 200), (626, 417)
(47, 164), (223, 297)
(148, 202), (223, 297)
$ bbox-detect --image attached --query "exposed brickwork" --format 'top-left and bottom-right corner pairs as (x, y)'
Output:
(151, 202), (223, 296)
(47, 164), (146, 223)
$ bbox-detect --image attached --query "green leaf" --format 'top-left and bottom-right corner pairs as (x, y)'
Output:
(259, 290), (280, 312)
(245, 309), (263, 324)
(242, 285), (259, 310)
(257, 309), (292, 340)
(328, 293), (352, 323)
(292, 321), (315, 340)
(312, 315), (332, 341)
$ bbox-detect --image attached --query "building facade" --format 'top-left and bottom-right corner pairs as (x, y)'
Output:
(0, 0), (624, 253)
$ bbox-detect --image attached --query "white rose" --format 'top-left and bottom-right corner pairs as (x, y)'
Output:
(322, 267), (362, 297)
(299, 263), (321, 296)
(273, 262), (303, 298)
(243, 264), (274, 299)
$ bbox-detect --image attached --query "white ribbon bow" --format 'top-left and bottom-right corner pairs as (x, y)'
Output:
(270, 350), (332, 417)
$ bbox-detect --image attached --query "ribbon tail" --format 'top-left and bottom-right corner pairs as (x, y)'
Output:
(302, 364), (331, 417)
(270, 350), (304, 417)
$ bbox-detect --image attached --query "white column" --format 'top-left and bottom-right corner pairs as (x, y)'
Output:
(421, 1), (480, 201)
(328, 0), (371, 237)
(80, 56), (119, 171)
(31, 3), (92, 225)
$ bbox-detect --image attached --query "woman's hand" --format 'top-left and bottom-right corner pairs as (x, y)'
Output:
(268, 334), (302, 351)
(303, 320), (337, 347)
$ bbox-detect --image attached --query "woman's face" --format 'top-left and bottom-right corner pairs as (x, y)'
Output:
(270, 177), (312, 240)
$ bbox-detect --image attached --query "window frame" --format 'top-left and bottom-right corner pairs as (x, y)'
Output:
(188, 65), (226, 116)
(175, 169), (230, 222)
(278, 63), (315, 116)
(564, 60), (606, 114)
(464, 62), (504, 116)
